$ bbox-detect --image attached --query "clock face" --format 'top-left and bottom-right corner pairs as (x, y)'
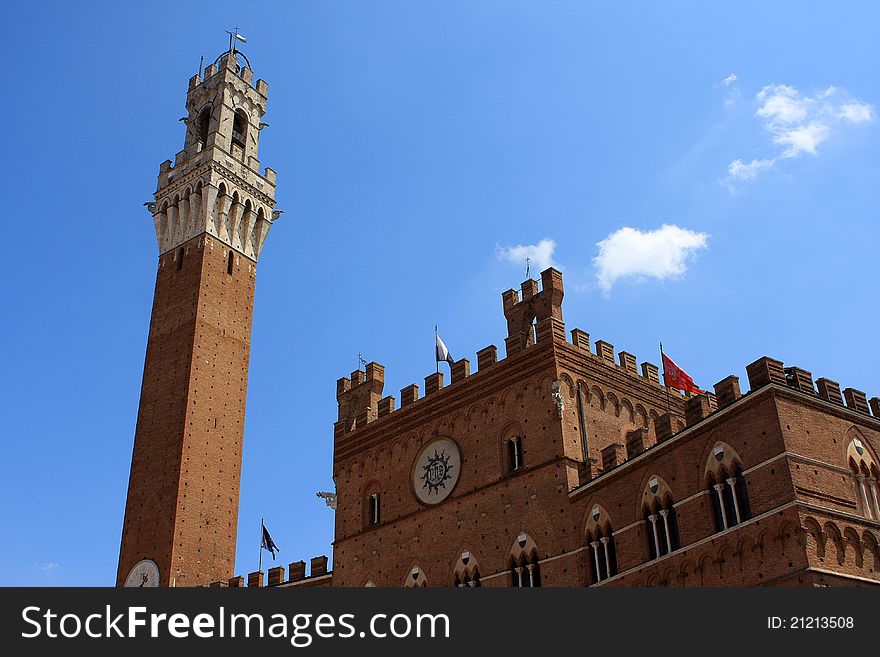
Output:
(412, 438), (461, 505)
(124, 559), (160, 588)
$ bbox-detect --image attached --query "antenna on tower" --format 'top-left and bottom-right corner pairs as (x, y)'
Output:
(358, 353), (368, 371)
(525, 257), (531, 279)
(198, 55), (204, 78)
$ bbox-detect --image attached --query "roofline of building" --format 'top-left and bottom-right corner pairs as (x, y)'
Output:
(568, 382), (880, 500)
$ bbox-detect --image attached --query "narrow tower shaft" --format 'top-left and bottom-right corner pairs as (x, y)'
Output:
(118, 50), (278, 587)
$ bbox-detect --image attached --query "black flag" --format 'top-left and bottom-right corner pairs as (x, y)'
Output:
(261, 520), (279, 559)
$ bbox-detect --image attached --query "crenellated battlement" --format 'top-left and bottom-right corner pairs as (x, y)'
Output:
(208, 556), (332, 588)
(333, 268), (880, 446)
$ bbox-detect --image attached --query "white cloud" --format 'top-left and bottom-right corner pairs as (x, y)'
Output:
(496, 238), (557, 272)
(839, 101), (874, 123)
(727, 158), (775, 181)
(773, 121), (830, 156)
(721, 73), (741, 107)
(36, 563), (59, 572)
(725, 83), (875, 186)
(593, 225), (709, 294)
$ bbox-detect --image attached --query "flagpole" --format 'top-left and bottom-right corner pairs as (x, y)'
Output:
(258, 517), (263, 574)
(660, 342), (671, 412)
(435, 325), (439, 374)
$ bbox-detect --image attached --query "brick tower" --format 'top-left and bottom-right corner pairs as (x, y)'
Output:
(117, 49), (279, 587)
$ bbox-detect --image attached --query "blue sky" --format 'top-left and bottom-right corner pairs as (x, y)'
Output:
(1, 1), (877, 585)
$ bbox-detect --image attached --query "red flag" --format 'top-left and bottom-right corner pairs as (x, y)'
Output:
(662, 352), (705, 394)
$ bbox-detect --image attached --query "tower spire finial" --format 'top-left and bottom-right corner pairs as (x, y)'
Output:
(226, 27), (247, 54)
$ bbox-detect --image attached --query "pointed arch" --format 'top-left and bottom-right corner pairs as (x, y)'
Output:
(404, 565), (427, 588)
(508, 531), (541, 587)
(640, 474), (680, 561)
(704, 441), (750, 533)
(584, 504), (618, 585)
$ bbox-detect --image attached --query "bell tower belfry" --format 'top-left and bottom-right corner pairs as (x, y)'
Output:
(117, 48), (280, 587)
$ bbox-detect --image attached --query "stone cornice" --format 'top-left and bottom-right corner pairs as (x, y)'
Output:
(156, 159), (276, 208)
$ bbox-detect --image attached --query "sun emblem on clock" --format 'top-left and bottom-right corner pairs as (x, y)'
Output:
(421, 449), (454, 496)
(412, 438), (461, 505)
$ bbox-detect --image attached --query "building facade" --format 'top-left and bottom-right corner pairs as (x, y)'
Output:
(117, 50), (279, 588)
(294, 268), (878, 588)
(118, 51), (880, 589)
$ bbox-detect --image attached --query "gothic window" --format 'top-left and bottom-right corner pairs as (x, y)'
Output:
(509, 533), (541, 587)
(405, 566), (427, 587)
(507, 436), (524, 472)
(706, 444), (751, 534)
(509, 553), (541, 587)
(644, 497), (680, 560)
(232, 110), (248, 152)
(847, 437), (880, 520)
(640, 477), (680, 561)
(584, 506), (617, 585)
(452, 550), (481, 587)
(586, 524), (617, 584)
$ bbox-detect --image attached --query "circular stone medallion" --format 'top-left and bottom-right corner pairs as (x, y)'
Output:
(412, 438), (461, 505)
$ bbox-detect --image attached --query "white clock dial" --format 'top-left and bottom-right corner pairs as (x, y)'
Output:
(124, 559), (160, 587)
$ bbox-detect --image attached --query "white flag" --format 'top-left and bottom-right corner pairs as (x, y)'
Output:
(234, 33), (247, 43)
(436, 333), (454, 364)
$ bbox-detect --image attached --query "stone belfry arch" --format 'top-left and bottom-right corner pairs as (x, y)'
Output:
(117, 48), (280, 587)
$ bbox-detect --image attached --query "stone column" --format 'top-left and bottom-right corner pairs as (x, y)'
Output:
(590, 541), (602, 582)
(659, 509), (672, 554)
(714, 483), (729, 530)
(649, 514), (661, 557)
(727, 477), (742, 524)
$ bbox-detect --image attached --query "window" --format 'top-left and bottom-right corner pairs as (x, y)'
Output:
(507, 436), (524, 472)
(708, 466), (750, 532)
(586, 525), (617, 584)
(848, 437), (880, 520)
(453, 570), (481, 588)
(510, 553), (541, 587)
(453, 551), (481, 587)
(196, 106), (211, 147)
(644, 497), (679, 560)
(227, 250), (234, 275)
(232, 110), (247, 152)
(176, 248), (184, 271)
(368, 493), (380, 525)
(405, 566), (427, 587)
(705, 443), (751, 534)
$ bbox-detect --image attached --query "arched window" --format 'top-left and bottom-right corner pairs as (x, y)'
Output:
(705, 443), (751, 533)
(232, 110), (247, 152)
(196, 106), (211, 147)
(509, 533), (541, 587)
(509, 553), (540, 587)
(368, 492), (380, 526)
(452, 550), (481, 588)
(404, 566), (427, 587)
(507, 436), (524, 472)
(586, 524), (617, 584)
(585, 505), (617, 585)
(641, 477), (680, 560)
(644, 497), (680, 559)
(847, 437), (880, 520)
